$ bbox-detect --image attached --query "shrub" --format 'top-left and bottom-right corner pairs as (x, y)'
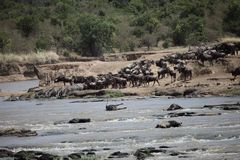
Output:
(77, 14), (115, 57)
(162, 41), (169, 48)
(35, 35), (51, 51)
(0, 31), (11, 53)
(132, 28), (144, 38)
(16, 16), (39, 37)
(223, 1), (240, 36)
(105, 90), (124, 98)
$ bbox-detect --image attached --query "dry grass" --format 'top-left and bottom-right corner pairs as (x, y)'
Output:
(218, 37), (240, 43)
(0, 51), (59, 64)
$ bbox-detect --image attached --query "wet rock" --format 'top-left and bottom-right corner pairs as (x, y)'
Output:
(168, 151), (186, 156)
(82, 149), (97, 152)
(54, 120), (66, 125)
(6, 95), (19, 101)
(134, 147), (166, 160)
(86, 152), (95, 156)
(159, 146), (170, 148)
(168, 112), (196, 117)
(108, 151), (129, 158)
(186, 148), (207, 152)
(203, 103), (240, 110)
(106, 103), (127, 111)
(134, 148), (154, 160)
(68, 152), (84, 159)
(183, 88), (197, 96)
(0, 128), (37, 137)
(38, 153), (61, 160)
(167, 112), (221, 118)
(79, 127), (86, 130)
(14, 151), (61, 160)
(69, 118), (91, 123)
(0, 149), (14, 158)
(155, 90), (182, 97)
(167, 104), (183, 111)
(156, 120), (182, 128)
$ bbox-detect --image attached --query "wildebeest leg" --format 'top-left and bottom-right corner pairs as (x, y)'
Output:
(156, 79), (160, 86)
(210, 60), (213, 66)
(152, 80), (155, 86)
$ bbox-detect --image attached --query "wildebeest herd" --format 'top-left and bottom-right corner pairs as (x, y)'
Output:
(37, 42), (240, 89)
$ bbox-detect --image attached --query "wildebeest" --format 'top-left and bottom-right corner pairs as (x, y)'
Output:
(54, 75), (73, 85)
(231, 67), (240, 79)
(156, 59), (167, 68)
(72, 76), (86, 84)
(143, 75), (160, 86)
(157, 67), (171, 79)
(175, 66), (192, 81)
(215, 42), (237, 55)
(169, 70), (177, 82)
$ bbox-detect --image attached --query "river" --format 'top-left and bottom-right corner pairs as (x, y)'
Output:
(0, 80), (240, 159)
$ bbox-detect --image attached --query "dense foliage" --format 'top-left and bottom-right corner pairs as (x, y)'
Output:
(0, 0), (239, 56)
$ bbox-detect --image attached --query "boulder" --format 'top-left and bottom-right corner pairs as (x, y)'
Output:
(0, 149), (14, 158)
(155, 120), (182, 128)
(167, 104), (183, 111)
(0, 128), (37, 137)
(106, 103), (127, 111)
(68, 152), (84, 160)
(108, 151), (129, 158)
(14, 151), (61, 160)
(134, 147), (165, 160)
(69, 118), (91, 123)
(167, 112), (221, 117)
(203, 103), (240, 110)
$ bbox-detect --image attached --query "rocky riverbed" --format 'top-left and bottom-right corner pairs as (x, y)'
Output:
(0, 94), (240, 160)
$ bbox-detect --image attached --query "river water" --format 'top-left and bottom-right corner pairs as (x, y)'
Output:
(0, 80), (240, 159)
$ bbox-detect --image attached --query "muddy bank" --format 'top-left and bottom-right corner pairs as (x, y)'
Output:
(3, 83), (240, 101)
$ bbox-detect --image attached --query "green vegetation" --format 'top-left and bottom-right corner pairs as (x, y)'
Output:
(222, 88), (240, 96)
(105, 90), (125, 98)
(0, 0), (239, 56)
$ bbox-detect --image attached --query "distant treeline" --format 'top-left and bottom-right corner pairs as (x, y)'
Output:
(0, 0), (239, 56)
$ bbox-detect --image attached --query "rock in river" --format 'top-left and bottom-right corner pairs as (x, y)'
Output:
(69, 118), (91, 123)
(156, 120), (182, 128)
(108, 151), (129, 158)
(167, 104), (183, 111)
(14, 150), (61, 160)
(106, 103), (127, 111)
(0, 128), (37, 137)
(0, 149), (14, 158)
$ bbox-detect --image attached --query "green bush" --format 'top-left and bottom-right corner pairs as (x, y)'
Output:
(162, 41), (169, 48)
(16, 16), (39, 37)
(105, 90), (124, 98)
(77, 14), (115, 56)
(35, 35), (51, 51)
(0, 32), (11, 53)
(223, 1), (240, 36)
(132, 28), (144, 38)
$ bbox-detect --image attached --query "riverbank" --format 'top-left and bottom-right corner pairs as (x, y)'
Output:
(1, 45), (240, 99)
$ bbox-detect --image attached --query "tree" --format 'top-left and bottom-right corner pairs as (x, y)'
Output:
(77, 14), (115, 57)
(16, 15), (39, 37)
(223, 1), (240, 36)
